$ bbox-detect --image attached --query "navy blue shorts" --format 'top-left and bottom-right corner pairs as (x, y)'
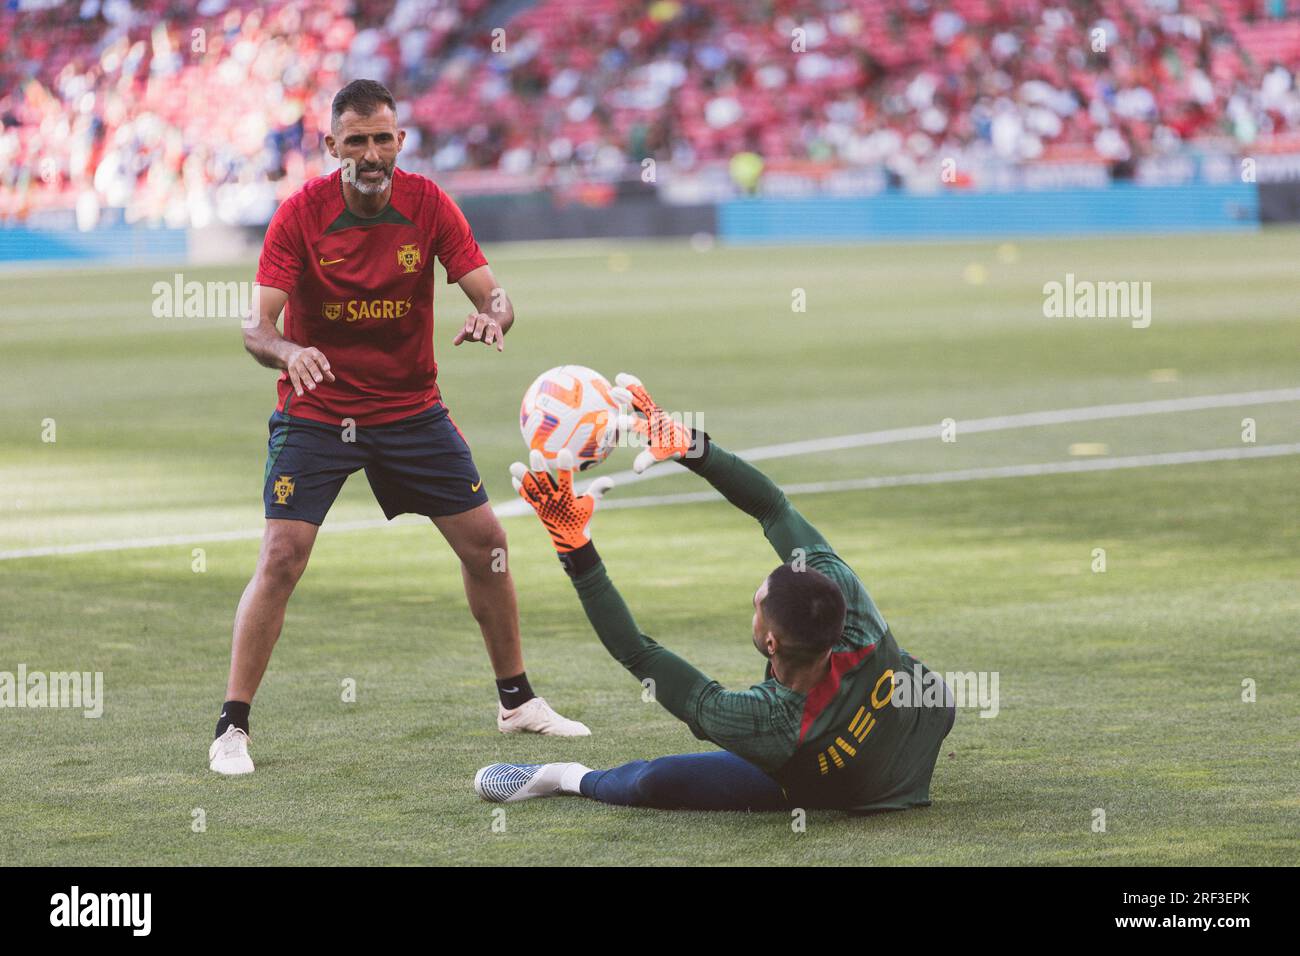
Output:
(262, 403), (489, 525)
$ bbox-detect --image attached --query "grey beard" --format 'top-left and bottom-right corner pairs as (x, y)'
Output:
(350, 174), (392, 196)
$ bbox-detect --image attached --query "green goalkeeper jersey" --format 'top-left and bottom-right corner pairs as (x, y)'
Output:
(569, 442), (953, 812)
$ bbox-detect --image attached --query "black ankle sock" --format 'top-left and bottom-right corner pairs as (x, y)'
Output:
(496, 673), (535, 710)
(215, 700), (251, 739)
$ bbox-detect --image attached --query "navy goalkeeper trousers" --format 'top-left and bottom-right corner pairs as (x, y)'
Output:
(579, 751), (788, 811)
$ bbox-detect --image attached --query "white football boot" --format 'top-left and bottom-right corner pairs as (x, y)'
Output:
(474, 762), (592, 803)
(208, 726), (254, 775)
(497, 696), (591, 736)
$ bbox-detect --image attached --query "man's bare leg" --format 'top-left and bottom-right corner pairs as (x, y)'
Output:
(210, 519), (318, 774)
(226, 519), (318, 703)
(431, 503), (522, 678)
(432, 502), (589, 735)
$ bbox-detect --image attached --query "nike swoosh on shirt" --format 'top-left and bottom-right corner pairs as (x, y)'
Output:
(319, 257), (345, 266)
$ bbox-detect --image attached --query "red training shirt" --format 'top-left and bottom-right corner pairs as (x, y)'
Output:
(255, 166), (488, 426)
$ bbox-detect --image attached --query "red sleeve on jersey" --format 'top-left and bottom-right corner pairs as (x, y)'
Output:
(433, 188), (488, 284)
(256, 198), (308, 293)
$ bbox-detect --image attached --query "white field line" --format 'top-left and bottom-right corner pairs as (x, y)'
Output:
(0, 518), (412, 560)
(6, 443), (1297, 560)
(2, 388), (1296, 560)
(581, 386), (1300, 495)
(587, 443), (1300, 512)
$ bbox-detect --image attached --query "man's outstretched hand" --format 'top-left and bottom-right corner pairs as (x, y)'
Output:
(510, 449), (614, 553)
(452, 312), (505, 351)
(612, 372), (694, 474)
(284, 345), (335, 396)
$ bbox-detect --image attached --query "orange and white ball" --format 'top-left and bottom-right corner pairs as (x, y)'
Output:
(519, 365), (621, 471)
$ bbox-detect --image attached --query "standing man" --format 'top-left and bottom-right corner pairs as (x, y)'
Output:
(210, 79), (588, 776)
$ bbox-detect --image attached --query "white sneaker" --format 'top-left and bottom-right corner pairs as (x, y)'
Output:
(474, 762), (591, 803)
(208, 726), (254, 775)
(497, 696), (591, 737)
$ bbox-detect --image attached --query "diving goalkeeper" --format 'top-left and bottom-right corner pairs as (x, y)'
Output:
(473, 376), (955, 812)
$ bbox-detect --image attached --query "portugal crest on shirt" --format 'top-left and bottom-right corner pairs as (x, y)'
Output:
(397, 243), (422, 274)
(323, 302), (342, 321)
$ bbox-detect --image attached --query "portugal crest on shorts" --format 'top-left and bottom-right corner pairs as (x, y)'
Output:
(397, 243), (422, 274)
(272, 475), (295, 505)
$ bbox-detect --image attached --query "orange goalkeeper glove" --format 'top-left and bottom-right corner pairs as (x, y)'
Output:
(510, 448), (614, 554)
(611, 372), (698, 474)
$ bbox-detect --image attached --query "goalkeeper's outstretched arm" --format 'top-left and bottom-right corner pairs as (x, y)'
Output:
(563, 548), (795, 770)
(611, 373), (885, 642)
(611, 374), (828, 563)
(678, 434), (828, 565)
(566, 551), (720, 729)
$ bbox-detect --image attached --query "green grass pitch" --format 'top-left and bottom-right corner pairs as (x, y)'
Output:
(0, 230), (1297, 865)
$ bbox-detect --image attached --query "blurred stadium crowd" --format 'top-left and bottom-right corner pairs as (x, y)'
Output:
(2, 0), (1299, 225)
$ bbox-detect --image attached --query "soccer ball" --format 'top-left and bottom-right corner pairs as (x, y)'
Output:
(519, 365), (621, 471)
